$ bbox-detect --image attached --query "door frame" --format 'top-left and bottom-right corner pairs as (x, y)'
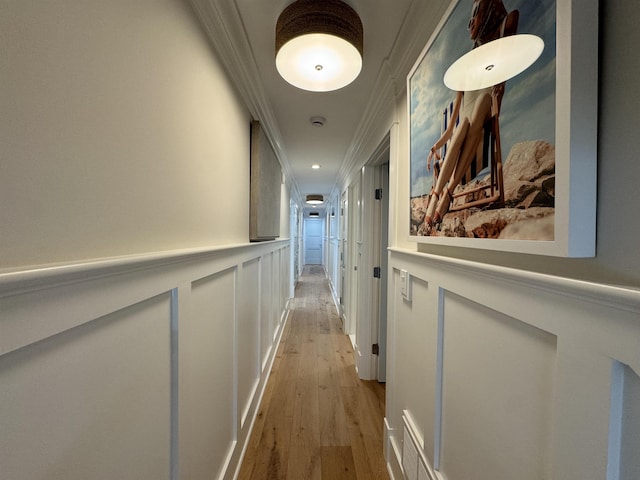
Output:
(353, 134), (390, 381)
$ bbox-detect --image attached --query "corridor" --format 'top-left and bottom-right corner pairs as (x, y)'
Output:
(238, 266), (388, 480)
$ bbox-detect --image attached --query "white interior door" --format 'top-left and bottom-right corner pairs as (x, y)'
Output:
(303, 217), (323, 265)
(376, 163), (389, 382)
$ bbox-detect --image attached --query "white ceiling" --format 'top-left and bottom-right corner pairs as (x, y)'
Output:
(190, 0), (439, 209)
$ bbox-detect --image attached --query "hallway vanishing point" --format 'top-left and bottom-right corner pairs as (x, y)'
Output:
(238, 265), (388, 480)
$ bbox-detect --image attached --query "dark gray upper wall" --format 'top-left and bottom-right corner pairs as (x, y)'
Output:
(418, 1), (640, 289)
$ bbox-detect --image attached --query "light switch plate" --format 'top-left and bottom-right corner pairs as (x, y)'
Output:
(400, 269), (411, 301)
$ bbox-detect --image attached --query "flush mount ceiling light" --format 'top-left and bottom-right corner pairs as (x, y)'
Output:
(311, 164), (321, 169)
(305, 194), (324, 204)
(275, 0), (363, 92)
(443, 34), (544, 91)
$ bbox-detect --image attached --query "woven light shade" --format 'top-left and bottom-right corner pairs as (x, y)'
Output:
(305, 194), (324, 204)
(275, 0), (363, 92)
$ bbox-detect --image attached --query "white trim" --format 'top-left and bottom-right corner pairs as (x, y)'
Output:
(0, 241), (290, 296)
(230, 308), (291, 480)
(1, 241), (292, 480)
(406, 0), (598, 257)
(389, 247), (640, 313)
(386, 248), (640, 480)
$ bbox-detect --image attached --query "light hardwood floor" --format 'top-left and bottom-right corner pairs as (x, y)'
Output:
(238, 265), (388, 480)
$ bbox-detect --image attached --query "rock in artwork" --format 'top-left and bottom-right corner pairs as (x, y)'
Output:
(411, 140), (555, 239)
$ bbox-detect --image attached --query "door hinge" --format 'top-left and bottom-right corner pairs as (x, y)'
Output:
(375, 188), (383, 200)
(372, 343), (379, 355)
(373, 266), (381, 278)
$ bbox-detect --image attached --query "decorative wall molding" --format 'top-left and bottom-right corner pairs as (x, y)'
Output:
(389, 248), (640, 314)
(188, 0), (300, 203)
(0, 241), (287, 298)
(0, 241), (291, 480)
(385, 248), (640, 480)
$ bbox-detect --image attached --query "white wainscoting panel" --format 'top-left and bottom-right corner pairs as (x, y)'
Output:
(272, 250), (281, 339)
(391, 275), (433, 458)
(280, 246), (290, 320)
(439, 292), (556, 479)
(385, 248), (640, 480)
(619, 364), (640, 479)
(0, 241), (291, 480)
(238, 258), (260, 429)
(260, 253), (273, 371)
(181, 268), (236, 479)
(1, 294), (173, 480)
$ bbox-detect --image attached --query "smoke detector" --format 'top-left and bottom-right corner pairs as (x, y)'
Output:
(310, 116), (326, 127)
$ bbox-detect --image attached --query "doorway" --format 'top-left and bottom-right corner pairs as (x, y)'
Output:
(353, 138), (390, 382)
(303, 217), (323, 265)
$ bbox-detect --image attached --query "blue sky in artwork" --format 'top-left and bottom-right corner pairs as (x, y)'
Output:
(410, 0), (556, 197)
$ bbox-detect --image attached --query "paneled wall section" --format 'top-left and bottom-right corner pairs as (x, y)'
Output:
(0, 241), (291, 480)
(385, 248), (640, 480)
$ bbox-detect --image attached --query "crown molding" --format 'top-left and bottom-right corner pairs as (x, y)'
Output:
(334, 0), (445, 192)
(188, 0), (301, 203)
(189, 0), (443, 202)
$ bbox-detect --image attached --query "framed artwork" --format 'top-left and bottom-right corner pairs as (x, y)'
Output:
(250, 120), (281, 241)
(408, 0), (597, 257)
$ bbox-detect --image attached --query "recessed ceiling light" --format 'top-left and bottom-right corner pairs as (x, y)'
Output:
(311, 164), (321, 169)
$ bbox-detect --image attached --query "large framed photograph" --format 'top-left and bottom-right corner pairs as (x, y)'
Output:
(408, 0), (597, 257)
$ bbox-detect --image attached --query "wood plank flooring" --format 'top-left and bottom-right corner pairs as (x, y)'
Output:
(238, 265), (388, 480)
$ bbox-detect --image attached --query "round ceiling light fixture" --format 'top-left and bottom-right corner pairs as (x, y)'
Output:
(443, 34), (544, 91)
(275, 0), (363, 92)
(305, 194), (324, 205)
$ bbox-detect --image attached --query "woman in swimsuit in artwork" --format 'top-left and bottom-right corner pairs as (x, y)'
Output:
(423, 0), (519, 232)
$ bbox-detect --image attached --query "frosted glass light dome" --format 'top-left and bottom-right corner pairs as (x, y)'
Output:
(276, 33), (362, 92)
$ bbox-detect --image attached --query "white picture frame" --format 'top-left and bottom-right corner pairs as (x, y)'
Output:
(407, 0), (597, 257)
